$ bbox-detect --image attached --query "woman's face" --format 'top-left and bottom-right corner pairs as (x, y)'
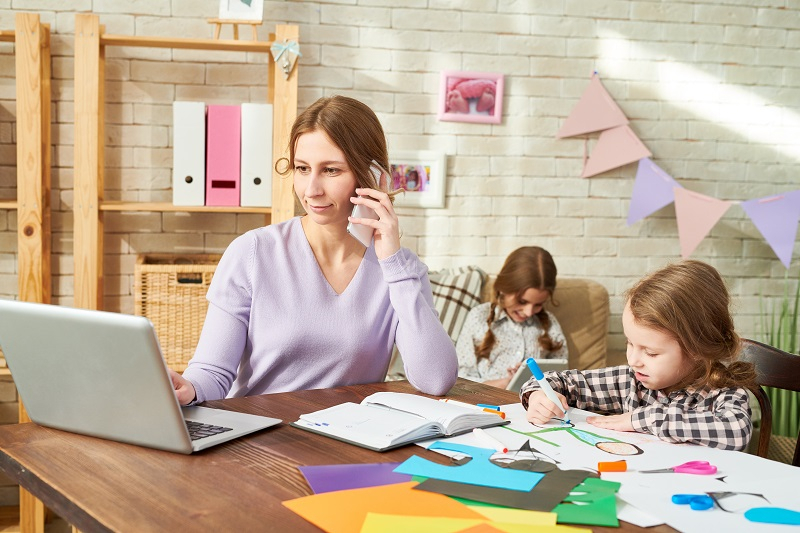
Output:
(501, 288), (549, 323)
(292, 130), (357, 228)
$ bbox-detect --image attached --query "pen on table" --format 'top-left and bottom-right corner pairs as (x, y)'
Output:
(472, 427), (508, 453)
(439, 399), (506, 419)
(525, 358), (570, 424)
(476, 404), (500, 410)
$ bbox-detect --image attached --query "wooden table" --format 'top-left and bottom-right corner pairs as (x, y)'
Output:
(0, 379), (673, 532)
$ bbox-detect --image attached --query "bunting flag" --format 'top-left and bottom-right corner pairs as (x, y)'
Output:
(627, 158), (683, 225)
(674, 188), (733, 258)
(741, 191), (800, 269)
(581, 125), (652, 178)
(556, 73), (629, 138)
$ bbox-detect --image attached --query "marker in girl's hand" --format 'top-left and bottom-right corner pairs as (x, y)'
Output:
(526, 358), (570, 425)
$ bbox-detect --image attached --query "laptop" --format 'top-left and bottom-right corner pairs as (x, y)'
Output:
(0, 299), (281, 454)
(506, 358), (569, 392)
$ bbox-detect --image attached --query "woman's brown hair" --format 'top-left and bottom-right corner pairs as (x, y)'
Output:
(476, 247), (563, 360)
(625, 260), (755, 390)
(276, 95), (394, 199)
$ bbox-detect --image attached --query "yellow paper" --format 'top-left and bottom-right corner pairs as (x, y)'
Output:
(360, 513), (591, 533)
(468, 506), (557, 526)
(283, 481), (484, 533)
(360, 513), (485, 533)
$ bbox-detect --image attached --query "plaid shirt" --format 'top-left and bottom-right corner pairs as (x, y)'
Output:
(520, 365), (752, 451)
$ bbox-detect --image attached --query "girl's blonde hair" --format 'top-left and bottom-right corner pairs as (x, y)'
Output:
(476, 247), (563, 361)
(625, 260), (755, 390)
(276, 95), (398, 200)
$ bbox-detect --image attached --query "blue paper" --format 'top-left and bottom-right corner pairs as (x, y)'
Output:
(393, 441), (544, 492)
(744, 507), (800, 526)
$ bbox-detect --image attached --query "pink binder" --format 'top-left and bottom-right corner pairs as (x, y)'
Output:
(206, 105), (241, 206)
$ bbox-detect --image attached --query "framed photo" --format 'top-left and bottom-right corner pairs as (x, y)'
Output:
(438, 70), (504, 124)
(389, 150), (447, 208)
(218, 0), (264, 21)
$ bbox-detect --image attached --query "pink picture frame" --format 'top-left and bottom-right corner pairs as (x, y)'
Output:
(437, 70), (504, 124)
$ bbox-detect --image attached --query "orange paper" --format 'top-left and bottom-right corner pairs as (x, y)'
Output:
(282, 481), (484, 533)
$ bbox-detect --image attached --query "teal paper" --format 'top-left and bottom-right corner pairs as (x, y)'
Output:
(744, 507), (800, 526)
(393, 442), (543, 492)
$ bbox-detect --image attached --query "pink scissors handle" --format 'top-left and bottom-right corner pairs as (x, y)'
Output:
(673, 461), (717, 475)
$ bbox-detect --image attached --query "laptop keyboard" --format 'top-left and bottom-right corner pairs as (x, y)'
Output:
(185, 420), (234, 441)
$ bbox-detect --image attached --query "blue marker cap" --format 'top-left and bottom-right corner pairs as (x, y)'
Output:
(526, 358), (545, 380)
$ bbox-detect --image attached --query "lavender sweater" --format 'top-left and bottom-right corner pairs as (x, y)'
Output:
(182, 217), (458, 401)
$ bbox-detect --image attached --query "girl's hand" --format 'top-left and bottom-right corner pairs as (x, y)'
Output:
(526, 390), (569, 425)
(587, 413), (634, 432)
(349, 187), (400, 260)
(169, 368), (197, 406)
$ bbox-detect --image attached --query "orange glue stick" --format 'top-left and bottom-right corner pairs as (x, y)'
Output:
(598, 460), (627, 472)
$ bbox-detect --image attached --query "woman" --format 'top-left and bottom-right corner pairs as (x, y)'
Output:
(170, 96), (458, 404)
(456, 247), (567, 388)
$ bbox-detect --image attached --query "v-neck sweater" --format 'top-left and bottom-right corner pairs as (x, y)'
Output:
(182, 217), (458, 401)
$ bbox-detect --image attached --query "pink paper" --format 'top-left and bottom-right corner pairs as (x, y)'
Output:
(674, 188), (733, 258)
(557, 74), (629, 138)
(741, 190), (800, 268)
(627, 158), (683, 225)
(581, 125), (651, 178)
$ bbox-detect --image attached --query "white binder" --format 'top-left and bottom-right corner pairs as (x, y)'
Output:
(240, 103), (273, 207)
(172, 101), (206, 206)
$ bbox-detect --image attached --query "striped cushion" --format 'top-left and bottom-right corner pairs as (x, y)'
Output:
(429, 266), (487, 342)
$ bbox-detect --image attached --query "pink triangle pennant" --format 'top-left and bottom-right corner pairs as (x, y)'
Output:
(556, 74), (629, 138)
(627, 158), (683, 225)
(741, 190), (800, 268)
(674, 187), (733, 258)
(581, 125), (652, 178)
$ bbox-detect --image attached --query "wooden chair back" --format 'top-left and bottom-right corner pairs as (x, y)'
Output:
(739, 338), (800, 466)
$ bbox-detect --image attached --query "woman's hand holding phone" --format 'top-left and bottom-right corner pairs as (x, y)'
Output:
(347, 163), (400, 260)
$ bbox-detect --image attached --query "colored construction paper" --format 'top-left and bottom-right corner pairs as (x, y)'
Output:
(740, 190), (800, 268)
(744, 507), (800, 526)
(556, 74), (629, 138)
(627, 158), (683, 225)
(282, 481), (484, 533)
(298, 462), (411, 494)
(360, 513), (488, 533)
(553, 478), (621, 527)
(415, 469), (592, 512)
(468, 506), (556, 525)
(361, 513), (587, 533)
(394, 442), (544, 492)
(674, 187), (733, 258)
(581, 125), (651, 178)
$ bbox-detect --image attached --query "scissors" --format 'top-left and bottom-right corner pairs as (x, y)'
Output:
(641, 460), (717, 475)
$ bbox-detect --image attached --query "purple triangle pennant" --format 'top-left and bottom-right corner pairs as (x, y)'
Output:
(741, 190), (800, 268)
(627, 158), (683, 225)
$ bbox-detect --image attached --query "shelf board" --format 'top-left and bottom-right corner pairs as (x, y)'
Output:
(100, 201), (272, 214)
(100, 33), (272, 53)
(0, 200), (17, 210)
(0, 31), (14, 43)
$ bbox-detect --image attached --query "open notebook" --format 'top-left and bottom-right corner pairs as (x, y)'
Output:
(0, 299), (281, 454)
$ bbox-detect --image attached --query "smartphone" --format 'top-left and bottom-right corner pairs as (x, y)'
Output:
(346, 162), (384, 247)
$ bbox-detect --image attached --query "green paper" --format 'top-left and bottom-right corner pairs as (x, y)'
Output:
(552, 477), (620, 527)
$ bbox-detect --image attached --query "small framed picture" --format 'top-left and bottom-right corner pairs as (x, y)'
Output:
(437, 70), (504, 124)
(218, 0), (264, 21)
(389, 150), (447, 208)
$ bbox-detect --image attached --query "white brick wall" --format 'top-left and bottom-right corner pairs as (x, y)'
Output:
(0, 1), (797, 373)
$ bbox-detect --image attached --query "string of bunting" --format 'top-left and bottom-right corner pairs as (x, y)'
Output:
(557, 73), (800, 268)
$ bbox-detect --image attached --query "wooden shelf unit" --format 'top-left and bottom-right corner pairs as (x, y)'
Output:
(72, 13), (299, 311)
(0, 12), (52, 533)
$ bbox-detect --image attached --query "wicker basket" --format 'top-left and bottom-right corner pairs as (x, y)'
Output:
(134, 254), (222, 372)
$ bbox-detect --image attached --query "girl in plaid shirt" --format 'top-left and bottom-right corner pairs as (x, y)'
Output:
(521, 260), (756, 451)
